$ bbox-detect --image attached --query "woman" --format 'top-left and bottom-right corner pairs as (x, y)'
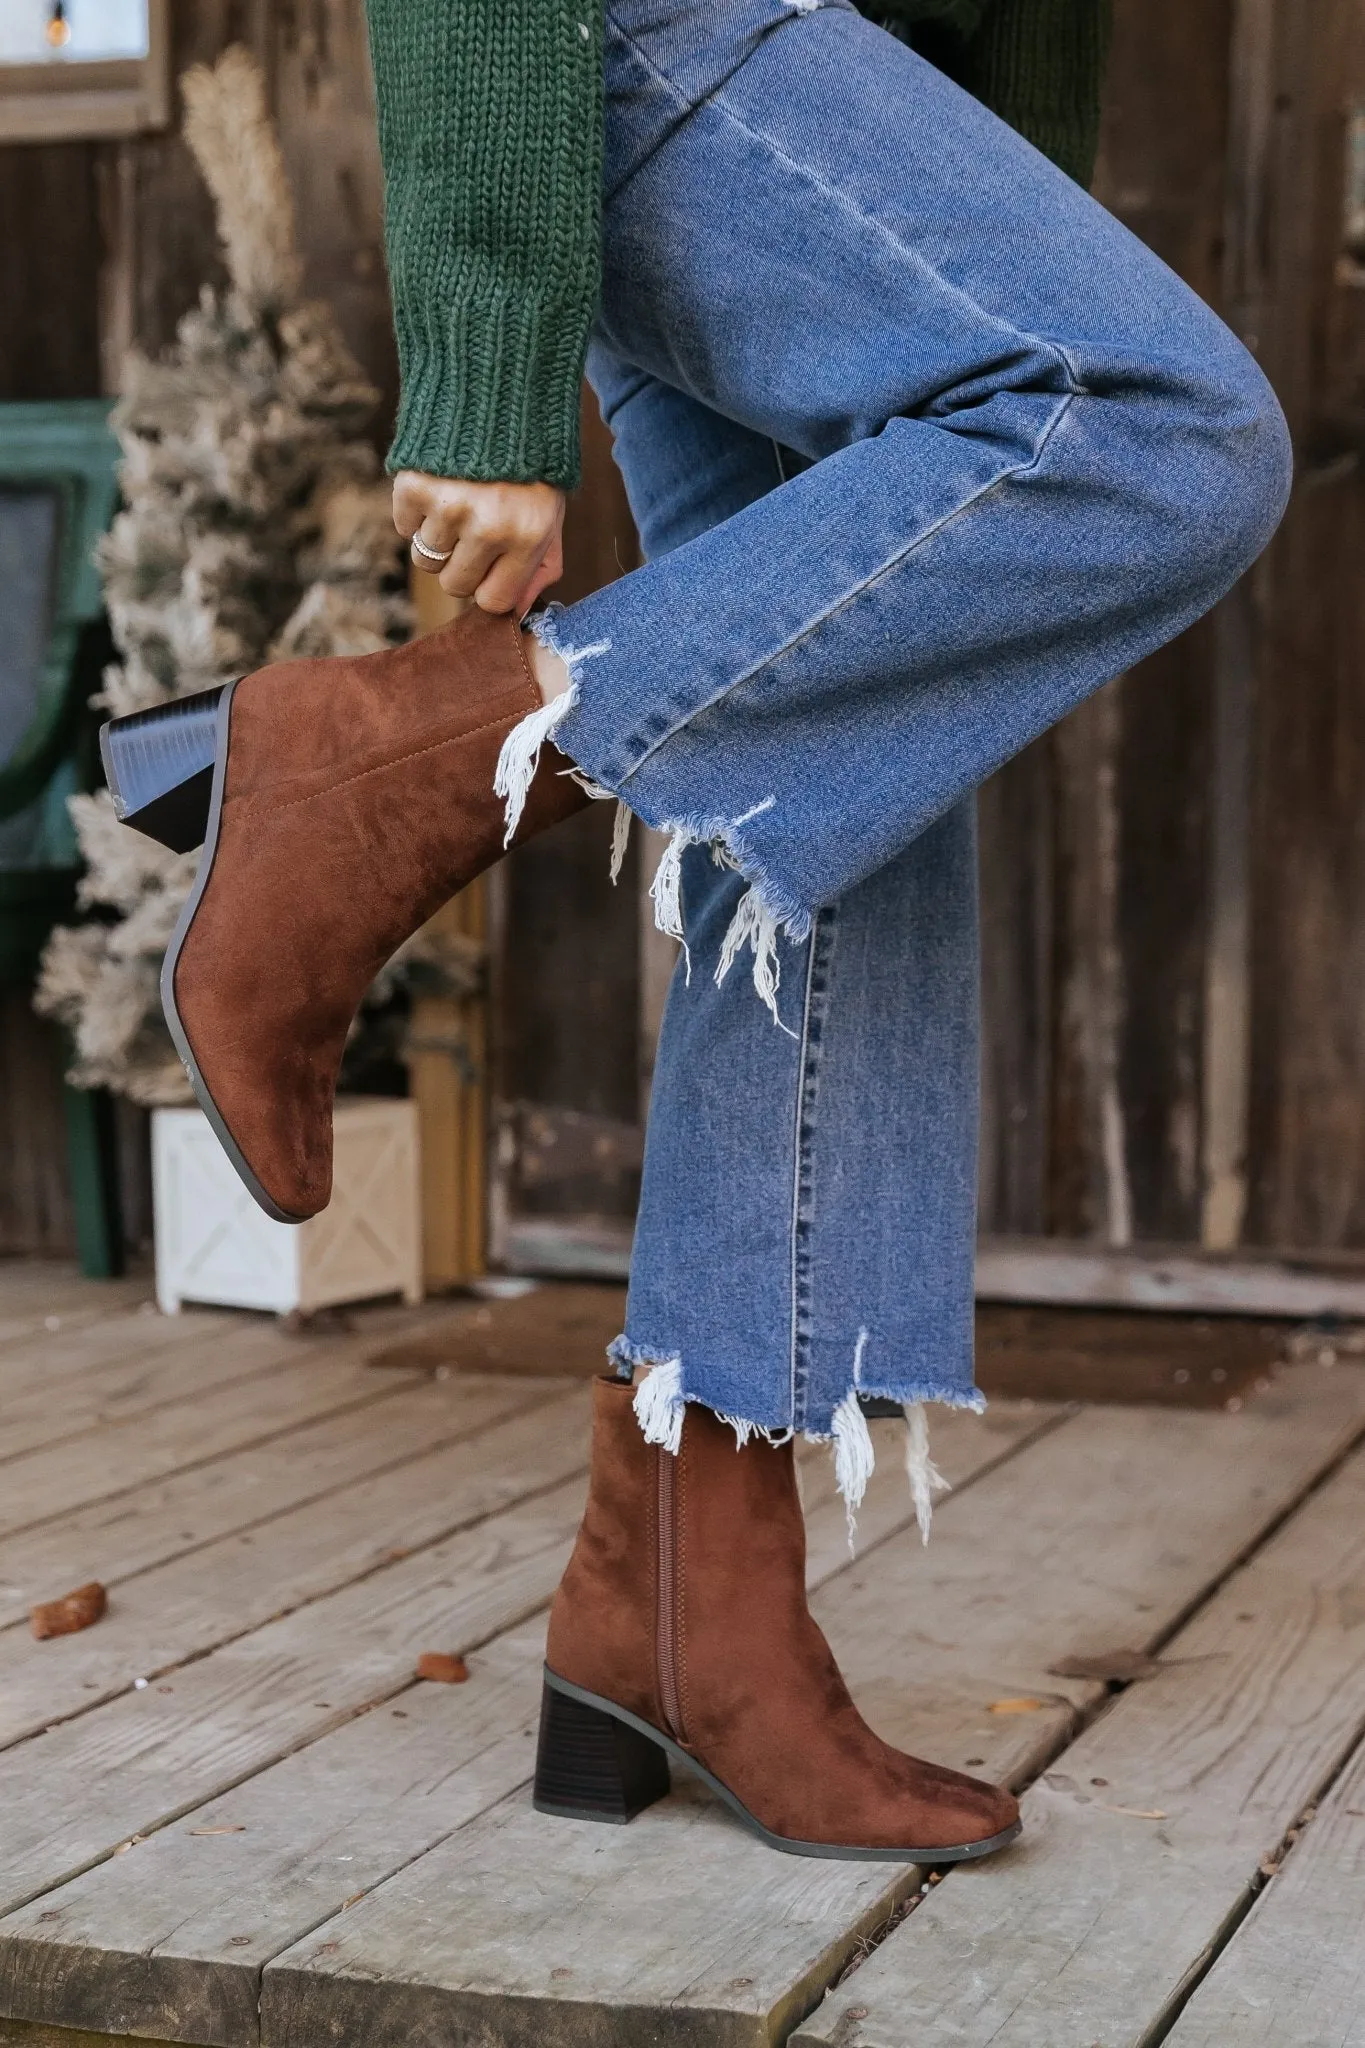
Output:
(106, 0), (1290, 1862)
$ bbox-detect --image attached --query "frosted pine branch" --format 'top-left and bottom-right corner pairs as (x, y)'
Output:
(181, 45), (303, 316)
(36, 47), (411, 1106)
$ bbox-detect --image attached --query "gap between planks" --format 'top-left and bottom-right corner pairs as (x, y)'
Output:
(4, 1370), (1363, 2048)
(0, 1371), (557, 1632)
(0, 1295), (499, 1534)
(0, 1317), (386, 1468)
(795, 1398), (1365, 2047)
(0, 1268), (152, 1351)
(0, 1382), (592, 1746)
(253, 1366), (1365, 2048)
(1159, 1706), (1365, 2044)
(0, 1307), (239, 1410)
(0, 1290), (468, 1416)
(0, 1341), (450, 1545)
(0, 1407), (1057, 2045)
(0, 2019), (159, 2048)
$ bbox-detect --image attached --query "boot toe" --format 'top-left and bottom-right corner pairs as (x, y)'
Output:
(892, 1764), (1020, 1852)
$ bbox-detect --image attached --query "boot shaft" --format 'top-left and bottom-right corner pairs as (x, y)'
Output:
(226, 608), (541, 795)
(548, 1379), (817, 1745)
(542, 1377), (1022, 1855)
(165, 606), (588, 1220)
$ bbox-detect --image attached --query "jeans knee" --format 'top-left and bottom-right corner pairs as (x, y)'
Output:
(1166, 348), (1292, 603)
(1219, 358), (1292, 569)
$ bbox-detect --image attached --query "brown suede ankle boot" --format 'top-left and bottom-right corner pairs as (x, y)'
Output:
(536, 1376), (1021, 1861)
(101, 608), (587, 1221)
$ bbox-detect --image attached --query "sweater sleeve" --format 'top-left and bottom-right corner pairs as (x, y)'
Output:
(956, 0), (1112, 186)
(873, 0), (1112, 187)
(364, 0), (604, 488)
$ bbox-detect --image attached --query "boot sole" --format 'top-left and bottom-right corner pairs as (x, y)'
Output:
(534, 1667), (1023, 1863)
(102, 683), (306, 1226)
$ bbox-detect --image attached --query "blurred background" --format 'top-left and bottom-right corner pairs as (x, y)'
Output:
(2, 0), (1364, 1333)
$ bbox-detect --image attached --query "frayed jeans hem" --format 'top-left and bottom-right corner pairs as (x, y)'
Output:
(504, 610), (816, 1022)
(608, 1333), (981, 1543)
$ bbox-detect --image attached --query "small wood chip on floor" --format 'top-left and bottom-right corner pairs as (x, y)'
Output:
(30, 1582), (107, 1640)
(416, 1653), (468, 1684)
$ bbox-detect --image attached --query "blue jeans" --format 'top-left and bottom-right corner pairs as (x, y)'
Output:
(510, 0), (1290, 1506)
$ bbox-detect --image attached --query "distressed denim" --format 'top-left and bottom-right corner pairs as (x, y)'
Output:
(505, 0), (1291, 1510)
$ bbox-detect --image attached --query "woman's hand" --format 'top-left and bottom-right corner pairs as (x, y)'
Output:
(392, 471), (566, 616)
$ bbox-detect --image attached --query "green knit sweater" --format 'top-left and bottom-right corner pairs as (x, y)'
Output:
(363, 0), (1111, 488)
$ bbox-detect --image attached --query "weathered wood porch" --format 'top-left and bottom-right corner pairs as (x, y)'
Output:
(0, 1264), (1363, 2047)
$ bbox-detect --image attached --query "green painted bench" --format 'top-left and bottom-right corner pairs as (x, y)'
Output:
(0, 399), (123, 1276)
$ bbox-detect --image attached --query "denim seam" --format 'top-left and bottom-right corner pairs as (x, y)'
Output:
(602, 10), (1087, 396)
(595, 13), (1086, 797)
(600, 5), (743, 206)
(612, 390), (1076, 796)
(789, 905), (835, 1431)
(787, 926), (817, 1429)
(708, 97), (1088, 394)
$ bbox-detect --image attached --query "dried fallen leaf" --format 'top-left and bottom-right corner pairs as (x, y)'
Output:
(988, 1697), (1045, 1714)
(31, 1582), (107, 1640)
(416, 1652), (469, 1684)
(189, 1825), (246, 1837)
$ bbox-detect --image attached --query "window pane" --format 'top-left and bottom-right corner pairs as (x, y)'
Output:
(0, 486), (64, 872)
(0, 487), (59, 765)
(0, 0), (150, 65)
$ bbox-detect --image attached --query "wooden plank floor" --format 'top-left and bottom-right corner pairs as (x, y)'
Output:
(0, 1266), (1362, 2046)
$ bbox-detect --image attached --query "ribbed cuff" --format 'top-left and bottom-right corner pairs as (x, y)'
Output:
(387, 287), (589, 489)
(874, 0), (991, 32)
(962, 0), (1112, 187)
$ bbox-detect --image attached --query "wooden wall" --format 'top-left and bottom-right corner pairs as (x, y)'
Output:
(0, 0), (395, 1256)
(978, 0), (1240, 1246)
(3, 0), (1364, 1263)
(978, 0), (1365, 1256)
(1243, 2), (1365, 1247)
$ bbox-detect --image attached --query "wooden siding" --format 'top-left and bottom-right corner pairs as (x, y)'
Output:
(1, 1274), (1364, 2042)
(3, 0), (1365, 1265)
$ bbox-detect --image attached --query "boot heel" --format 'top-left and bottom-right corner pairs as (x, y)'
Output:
(100, 685), (227, 853)
(533, 1678), (670, 1825)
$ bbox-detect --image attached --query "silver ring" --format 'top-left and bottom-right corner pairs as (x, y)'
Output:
(410, 532), (454, 565)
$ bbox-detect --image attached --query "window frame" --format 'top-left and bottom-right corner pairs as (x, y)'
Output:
(0, 0), (168, 142)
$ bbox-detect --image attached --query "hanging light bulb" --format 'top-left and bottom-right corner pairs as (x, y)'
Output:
(45, 2), (71, 50)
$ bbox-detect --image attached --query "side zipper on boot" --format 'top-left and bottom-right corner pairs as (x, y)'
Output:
(656, 1444), (687, 1746)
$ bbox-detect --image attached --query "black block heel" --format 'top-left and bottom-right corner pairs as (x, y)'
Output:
(100, 685), (227, 853)
(533, 1676), (670, 1825)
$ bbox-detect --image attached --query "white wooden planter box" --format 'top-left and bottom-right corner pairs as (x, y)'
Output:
(152, 1098), (423, 1316)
